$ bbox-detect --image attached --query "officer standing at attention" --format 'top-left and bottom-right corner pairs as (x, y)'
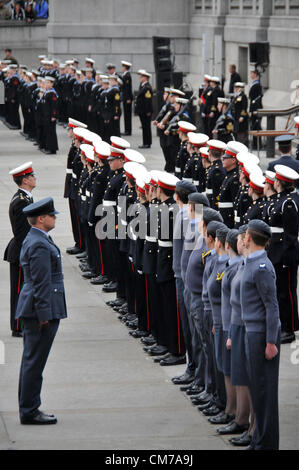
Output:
(16, 197), (67, 425)
(135, 70), (153, 149)
(267, 135), (299, 185)
(249, 67), (263, 150)
(120, 60), (133, 136)
(4, 162), (36, 337)
(241, 220), (281, 450)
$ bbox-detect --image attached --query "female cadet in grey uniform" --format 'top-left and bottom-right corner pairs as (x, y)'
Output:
(241, 220), (281, 450)
(227, 225), (255, 447)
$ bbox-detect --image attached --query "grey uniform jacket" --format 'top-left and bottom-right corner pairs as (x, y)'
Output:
(15, 228), (67, 322)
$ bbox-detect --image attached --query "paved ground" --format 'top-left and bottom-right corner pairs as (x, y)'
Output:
(0, 118), (298, 450)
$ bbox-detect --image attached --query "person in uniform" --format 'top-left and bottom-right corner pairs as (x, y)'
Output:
(205, 139), (227, 210)
(41, 76), (59, 155)
(267, 135), (299, 186)
(268, 165), (299, 344)
(4, 162), (36, 337)
(171, 180), (197, 385)
(249, 68), (263, 150)
(208, 77), (224, 138)
(174, 121), (197, 179)
(218, 141), (247, 228)
(212, 97), (235, 144)
(232, 82), (248, 145)
(16, 197), (67, 425)
(243, 170), (266, 224)
(6, 64), (21, 129)
(120, 60), (133, 136)
(135, 70), (153, 149)
(241, 220), (281, 450)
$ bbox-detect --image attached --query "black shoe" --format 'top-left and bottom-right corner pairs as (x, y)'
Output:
(44, 150), (56, 155)
(147, 345), (168, 356)
(12, 331), (23, 338)
(190, 391), (212, 404)
(138, 145), (151, 149)
(202, 404), (223, 416)
(141, 335), (156, 346)
(208, 412), (235, 425)
(153, 352), (171, 363)
(129, 329), (149, 338)
(197, 400), (214, 411)
(66, 246), (82, 255)
(126, 319), (138, 329)
(180, 382), (196, 392)
(76, 251), (87, 259)
(172, 373), (195, 386)
(90, 275), (109, 285)
(20, 411), (57, 425)
(82, 271), (96, 279)
(118, 306), (129, 315)
(280, 331), (296, 344)
(111, 298), (126, 307)
(217, 421), (249, 435)
(159, 354), (186, 366)
(229, 431), (252, 447)
(186, 385), (205, 396)
(102, 281), (118, 293)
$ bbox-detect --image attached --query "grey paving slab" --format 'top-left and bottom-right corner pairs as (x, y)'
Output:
(0, 119), (298, 451)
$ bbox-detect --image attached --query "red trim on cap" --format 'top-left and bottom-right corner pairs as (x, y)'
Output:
(200, 152), (209, 159)
(111, 142), (126, 150)
(295, 122), (299, 128)
(225, 150), (237, 157)
(86, 157), (94, 163)
(125, 171), (134, 180)
(144, 183), (150, 190)
(249, 181), (264, 192)
(83, 138), (92, 144)
(190, 142), (207, 148)
(265, 177), (275, 185)
(276, 173), (294, 183)
(242, 167), (249, 178)
(95, 151), (108, 160)
(179, 125), (193, 133)
(150, 178), (158, 186)
(137, 185), (146, 194)
(111, 150), (123, 158)
(68, 123), (77, 129)
(13, 167), (33, 178)
(158, 180), (176, 191)
(208, 145), (225, 152)
(74, 135), (84, 141)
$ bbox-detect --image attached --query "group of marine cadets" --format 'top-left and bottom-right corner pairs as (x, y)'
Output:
(64, 110), (299, 450)
(0, 56), (155, 154)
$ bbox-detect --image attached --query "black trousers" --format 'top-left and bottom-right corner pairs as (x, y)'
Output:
(158, 279), (185, 355)
(274, 263), (299, 333)
(138, 113), (152, 146)
(9, 263), (23, 333)
(44, 121), (58, 153)
(176, 278), (195, 376)
(18, 318), (60, 419)
(123, 101), (132, 134)
(7, 101), (21, 128)
(135, 271), (150, 332)
(68, 198), (83, 250)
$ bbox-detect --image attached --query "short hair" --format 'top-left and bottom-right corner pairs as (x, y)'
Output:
(27, 216), (38, 226)
(175, 188), (191, 205)
(278, 143), (292, 154)
(202, 208), (223, 226)
(5, 48), (12, 53)
(216, 226), (230, 246)
(210, 149), (223, 159)
(160, 187), (174, 198)
(247, 228), (270, 248)
(230, 64), (236, 71)
(277, 179), (294, 192)
(13, 174), (32, 187)
(226, 229), (239, 253)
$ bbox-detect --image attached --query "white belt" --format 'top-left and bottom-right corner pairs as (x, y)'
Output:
(86, 190), (90, 197)
(175, 167), (181, 173)
(218, 202), (233, 208)
(206, 188), (213, 195)
(137, 270), (143, 275)
(183, 177), (192, 183)
(120, 219), (127, 226)
(81, 195), (86, 201)
(66, 169), (72, 174)
(103, 200), (116, 207)
(193, 180), (199, 186)
(146, 236), (157, 243)
(117, 206), (122, 213)
(235, 216), (241, 223)
(271, 227), (284, 234)
(129, 226), (137, 241)
(158, 240), (173, 248)
(72, 172), (77, 179)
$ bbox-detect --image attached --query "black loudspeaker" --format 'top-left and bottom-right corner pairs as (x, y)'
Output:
(249, 42), (269, 65)
(153, 36), (172, 72)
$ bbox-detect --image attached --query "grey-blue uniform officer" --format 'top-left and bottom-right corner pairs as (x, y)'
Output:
(16, 197), (67, 425)
(240, 220), (281, 450)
